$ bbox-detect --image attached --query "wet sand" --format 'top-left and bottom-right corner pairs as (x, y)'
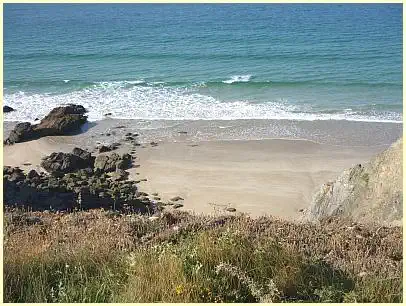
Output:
(3, 125), (388, 220)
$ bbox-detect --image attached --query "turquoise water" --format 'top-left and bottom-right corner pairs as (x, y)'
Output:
(4, 4), (403, 122)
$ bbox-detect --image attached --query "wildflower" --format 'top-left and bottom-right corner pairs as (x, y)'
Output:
(175, 284), (184, 295)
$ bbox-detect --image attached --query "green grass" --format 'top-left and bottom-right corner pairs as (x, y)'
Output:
(3, 209), (403, 303)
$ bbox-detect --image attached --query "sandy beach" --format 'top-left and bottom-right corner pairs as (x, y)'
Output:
(4, 120), (390, 220)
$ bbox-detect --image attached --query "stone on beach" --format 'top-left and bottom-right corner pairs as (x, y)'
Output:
(3, 105), (15, 113)
(4, 104), (88, 144)
(170, 196), (184, 201)
(41, 147), (94, 177)
(94, 153), (132, 173)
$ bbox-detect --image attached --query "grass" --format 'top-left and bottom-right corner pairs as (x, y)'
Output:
(3, 208), (403, 303)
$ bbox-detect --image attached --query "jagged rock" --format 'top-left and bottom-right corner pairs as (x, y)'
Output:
(4, 122), (36, 145)
(94, 153), (132, 172)
(41, 148), (94, 176)
(27, 169), (40, 180)
(3, 105), (15, 113)
(306, 138), (402, 226)
(98, 145), (113, 153)
(4, 104), (87, 144)
(34, 104), (87, 136)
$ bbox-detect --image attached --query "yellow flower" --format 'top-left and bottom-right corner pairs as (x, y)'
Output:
(175, 284), (184, 295)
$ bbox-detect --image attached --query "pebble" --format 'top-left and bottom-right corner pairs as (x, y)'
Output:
(226, 207), (236, 212)
(170, 196), (184, 201)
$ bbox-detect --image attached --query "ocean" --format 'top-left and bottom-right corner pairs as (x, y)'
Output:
(4, 4), (403, 123)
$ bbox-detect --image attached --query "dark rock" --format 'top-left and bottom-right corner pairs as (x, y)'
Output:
(173, 203), (183, 209)
(94, 152), (131, 173)
(3, 166), (15, 175)
(104, 112), (112, 116)
(150, 141), (158, 147)
(27, 169), (40, 180)
(5, 104), (87, 144)
(72, 147), (92, 163)
(41, 148), (94, 176)
(9, 171), (26, 182)
(98, 145), (112, 153)
(226, 207), (236, 212)
(98, 143), (120, 153)
(170, 196), (184, 202)
(3, 105), (15, 113)
(178, 131), (188, 134)
(4, 122), (36, 145)
(34, 104), (87, 137)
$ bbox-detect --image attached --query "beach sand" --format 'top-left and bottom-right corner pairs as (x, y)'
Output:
(3, 126), (387, 220)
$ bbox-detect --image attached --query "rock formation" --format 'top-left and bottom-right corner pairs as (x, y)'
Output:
(306, 138), (402, 226)
(3, 105), (15, 113)
(4, 104), (87, 144)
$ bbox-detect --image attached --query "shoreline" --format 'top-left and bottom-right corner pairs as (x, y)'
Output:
(3, 117), (402, 147)
(3, 121), (390, 220)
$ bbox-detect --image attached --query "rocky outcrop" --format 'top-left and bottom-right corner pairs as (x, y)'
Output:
(5, 122), (36, 145)
(3, 105), (15, 113)
(306, 138), (402, 226)
(41, 148), (94, 177)
(3, 165), (155, 214)
(94, 153), (132, 173)
(4, 104), (87, 144)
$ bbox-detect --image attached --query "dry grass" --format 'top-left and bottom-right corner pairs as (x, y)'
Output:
(3, 208), (402, 303)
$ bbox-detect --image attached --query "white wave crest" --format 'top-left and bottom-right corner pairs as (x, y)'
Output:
(3, 84), (402, 123)
(222, 75), (252, 84)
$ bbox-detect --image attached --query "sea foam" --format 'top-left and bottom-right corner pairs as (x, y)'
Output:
(3, 82), (402, 123)
(222, 75), (253, 84)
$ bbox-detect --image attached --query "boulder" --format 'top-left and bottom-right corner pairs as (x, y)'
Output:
(3, 105), (15, 113)
(4, 122), (36, 145)
(306, 138), (402, 226)
(27, 169), (40, 180)
(98, 143), (120, 153)
(4, 104), (87, 144)
(41, 148), (94, 176)
(94, 153), (132, 173)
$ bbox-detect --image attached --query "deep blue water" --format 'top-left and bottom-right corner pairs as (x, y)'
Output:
(4, 4), (403, 122)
